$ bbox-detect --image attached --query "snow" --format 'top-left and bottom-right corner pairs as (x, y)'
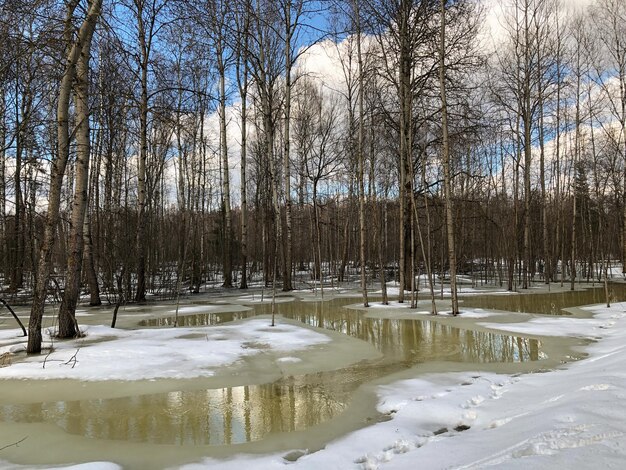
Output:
(3, 297), (626, 469)
(167, 305), (220, 314)
(364, 301), (500, 319)
(54, 465), (121, 470)
(479, 314), (612, 339)
(235, 295), (295, 304)
(373, 280), (513, 298)
(276, 356), (302, 363)
(0, 318), (331, 381)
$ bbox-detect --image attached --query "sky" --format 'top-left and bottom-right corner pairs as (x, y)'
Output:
(1, 0), (612, 212)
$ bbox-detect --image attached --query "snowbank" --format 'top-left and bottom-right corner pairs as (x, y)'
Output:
(0, 318), (331, 381)
(364, 301), (500, 319)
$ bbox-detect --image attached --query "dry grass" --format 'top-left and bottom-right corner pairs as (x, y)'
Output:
(0, 351), (12, 367)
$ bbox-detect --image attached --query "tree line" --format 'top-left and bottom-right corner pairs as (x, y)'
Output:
(0, 0), (625, 353)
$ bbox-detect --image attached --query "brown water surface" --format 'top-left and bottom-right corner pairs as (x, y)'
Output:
(0, 287), (598, 468)
(461, 283), (626, 315)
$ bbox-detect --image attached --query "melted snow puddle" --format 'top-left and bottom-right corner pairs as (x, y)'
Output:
(0, 293), (590, 468)
(0, 378), (346, 445)
(461, 283), (626, 315)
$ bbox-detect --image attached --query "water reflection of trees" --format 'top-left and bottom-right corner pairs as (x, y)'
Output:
(138, 311), (252, 327)
(0, 377), (347, 445)
(282, 302), (540, 363)
(0, 297), (544, 445)
(139, 299), (542, 364)
(134, 299), (541, 365)
(462, 285), (626, 315)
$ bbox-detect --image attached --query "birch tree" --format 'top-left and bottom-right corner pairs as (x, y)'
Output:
(57, 4), (98, 338)
(233, 0), (251, 289)
(131, 0), (168, 301)
(28, 0), (102, 354)
(439, 0), (458, 314)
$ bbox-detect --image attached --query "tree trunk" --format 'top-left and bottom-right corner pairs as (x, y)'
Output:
(238, 56), (249, 290)
(135, 3), (149, 302)
(218, 50), (233, 288)
(538, 63), (549, 284)
(420, 153), (437, 314)
(0, 91), (5, 280)
(83, 210), (101, 306)
(10, 82), (24, 293)
(522, 4), (532, 290)
(440, 0), (458, 315)
(27, 0), (101, 354)
(355, 0), (368, 307)
(571, 42), (582, 291)
(313, 182), (323, 296)
(283, 2), (294, 291)
(58, 24), (95, 338)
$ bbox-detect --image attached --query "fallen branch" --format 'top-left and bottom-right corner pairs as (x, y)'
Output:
(43, 348), (80, 369)
(0, 436), (28, 452)
(0, 298), (27, 337)
(64, 349), (79, 368)
(0, 352), (12, 367)
(42, 349), (54, 369)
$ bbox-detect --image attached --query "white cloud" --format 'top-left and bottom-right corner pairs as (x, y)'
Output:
(480, 0), (599, 52)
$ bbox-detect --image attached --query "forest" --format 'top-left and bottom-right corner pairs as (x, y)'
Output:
(0, 0), (625, 354)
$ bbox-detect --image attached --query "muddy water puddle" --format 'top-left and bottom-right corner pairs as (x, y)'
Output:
(0, 378), (346, 446)
(461, 283), (626, 315)
(142, 299), (543, 365)
(0, 289), (599, 467)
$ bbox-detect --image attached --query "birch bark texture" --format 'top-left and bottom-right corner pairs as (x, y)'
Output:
(28, 0), (102, 354)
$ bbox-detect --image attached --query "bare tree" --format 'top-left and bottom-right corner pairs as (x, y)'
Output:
(294, 79), (343, 290)
(439, 0), (458, 314)
(208, 0), (235, 288)
(591, 0), (626, 275)
(131, 0), (169, 301)
(248, 0), (286, 299)
(57, 11), (97, 338)
(28, 0), (102, 354)
(233, 0), (252, 289)
(354, 0), (369, 307)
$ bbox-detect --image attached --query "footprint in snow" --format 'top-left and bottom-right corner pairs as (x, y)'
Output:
(579, 383), (612, 391)
(462, 395), (485, 409)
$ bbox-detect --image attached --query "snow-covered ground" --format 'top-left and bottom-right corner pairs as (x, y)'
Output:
(1, 297), (626, 469)
(363, 301), (500, 319)
(0, 318), (331, 381)
(373, 279), (514, 298)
